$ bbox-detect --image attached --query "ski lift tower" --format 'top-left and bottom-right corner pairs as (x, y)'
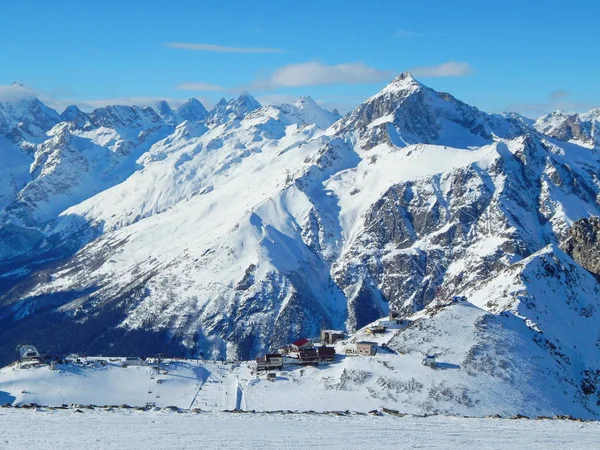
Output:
(155, 353), (164, 374)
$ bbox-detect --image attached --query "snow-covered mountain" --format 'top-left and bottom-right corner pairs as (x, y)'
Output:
(154, 98), (209, 125)
(534, 108), (600, 147)
(0, 74), (599, 417)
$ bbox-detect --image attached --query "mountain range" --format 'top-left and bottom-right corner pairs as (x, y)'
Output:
(0, 73), (599, 416)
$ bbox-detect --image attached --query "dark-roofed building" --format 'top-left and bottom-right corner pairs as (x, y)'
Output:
(317, 346), (336, 363)
(366, 324), (387, 334)
(298, 349), (319, 366)
(256, 354), (284, 371)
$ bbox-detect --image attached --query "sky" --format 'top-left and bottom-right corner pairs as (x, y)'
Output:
(1, 0), (599, 117)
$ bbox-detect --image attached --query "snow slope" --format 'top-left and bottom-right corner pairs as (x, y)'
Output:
(2, 409), (599, 450)
(2, 284), (599, 419)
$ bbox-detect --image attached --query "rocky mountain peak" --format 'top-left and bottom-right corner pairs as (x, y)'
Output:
(207, 93), (261, 125)
(154, 100), (174, 118)
(87, 104), (163, 130)
(336, 72), (516, 148)
(0, 95), (61, 138)
(581, 107), (600, 121)
(60, 105), (85, 121)
(176, 98), (209, 122)
(535, 109), (597, 145)
(370, 72), (423, 100)
(233, 92), (261, 111)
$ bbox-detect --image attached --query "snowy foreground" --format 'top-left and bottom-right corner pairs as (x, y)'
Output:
(1, 408), (599, 450)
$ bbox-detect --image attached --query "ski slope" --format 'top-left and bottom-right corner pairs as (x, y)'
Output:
(1, 298), (598, 419)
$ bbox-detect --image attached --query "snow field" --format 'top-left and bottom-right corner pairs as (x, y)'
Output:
(0, 408), (599, 450)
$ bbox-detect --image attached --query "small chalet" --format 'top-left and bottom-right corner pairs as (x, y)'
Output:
(256, 354), (284, 371)
(18, 345), (40, 361)
(121, 357), (145, 367)
(320, 330), (345, 344)
(356, 341), (378, 356)
(422, 355), (436, 367)
(291, 338), (313, 352)
(298, 349), (319, 366)
(317, 346), (336, 363)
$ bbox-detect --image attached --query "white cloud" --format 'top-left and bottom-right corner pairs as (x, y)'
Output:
(409, 61), (473, 77)
(251, 62), (393, 91)
(175, 82), (227, 92)
(164, 42), (285, 53)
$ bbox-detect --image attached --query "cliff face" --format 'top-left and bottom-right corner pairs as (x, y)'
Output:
(563, 216), (600, 277)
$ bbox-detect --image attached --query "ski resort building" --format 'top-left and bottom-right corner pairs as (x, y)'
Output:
(256, 354), (284, 371)
(298, 349), (319, 366)
(320, 330), (345, 344)
(121, 357), (145, 367)
(317, 346), (336, 363)
(356, 342), (378, 356)
(422, 355), (436, 367)
(291, 338), (313, 352)
(366, 324), (387, 335)
(18, 345), (40, 361)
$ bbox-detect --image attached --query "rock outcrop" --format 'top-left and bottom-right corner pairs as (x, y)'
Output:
(563, 216), (600, 277)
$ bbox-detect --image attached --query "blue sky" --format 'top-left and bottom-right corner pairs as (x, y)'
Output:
(1, 0), (599, 117)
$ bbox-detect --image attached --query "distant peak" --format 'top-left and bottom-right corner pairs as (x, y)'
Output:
(293, 95), (318, 108)
(184, 98), (202, 105)
(586, 107), (600, 116)
(295, 95), (316, 103)
(61, 104), (84, 119)
(236, 92), (260, 106)
(155, 99), (171, 108)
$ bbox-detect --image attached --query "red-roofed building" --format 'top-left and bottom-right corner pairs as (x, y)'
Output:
(291, 338), (313, 351)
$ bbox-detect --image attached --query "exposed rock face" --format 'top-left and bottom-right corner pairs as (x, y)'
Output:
(563, 216), (600, 276)
(535, 109), (600, 147)
(207, 93), (261, 126)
